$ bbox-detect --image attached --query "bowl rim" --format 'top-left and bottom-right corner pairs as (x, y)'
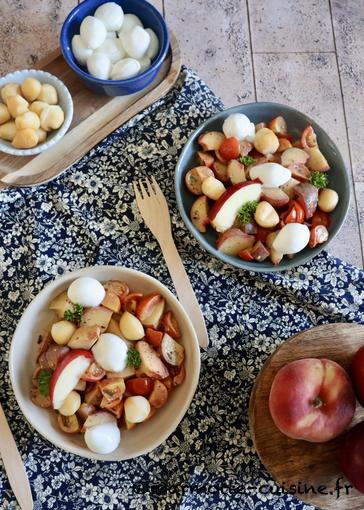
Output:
(9, 265), (201, 460)
(174, 101), (350, 273)
(60, 0), (170, 86)
(0, 69), (74, 157)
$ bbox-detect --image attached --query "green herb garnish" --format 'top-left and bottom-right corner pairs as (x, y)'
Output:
(37, 369), (52, 396)
(237, 200), (258, 225)
(64, 303), (84, 324)
(239, 155), (255, 166)
(127, 348), (141, 369)
(310, 171), (328, 189)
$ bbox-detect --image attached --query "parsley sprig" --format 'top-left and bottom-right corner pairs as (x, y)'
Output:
(127, 348), (141, 368)
(237, 201), (258, 225)
(239, 155), (255, 166)
(310, 171), (329, 189)
(37, 369), (52, 396)
(64, 303), (84, 324)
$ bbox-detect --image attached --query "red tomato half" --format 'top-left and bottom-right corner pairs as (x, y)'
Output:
(238, 248), (254, 261)
(126, 378), (154, 396)
(219, 137), (240, 161)
(145, 327), (164, 348)
(81, 362), (105, 382)
(311, 211), (330, 229)
(284, 201), (305, 224)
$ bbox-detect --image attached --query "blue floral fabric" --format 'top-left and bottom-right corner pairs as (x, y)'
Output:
(0, 66), (364, 510)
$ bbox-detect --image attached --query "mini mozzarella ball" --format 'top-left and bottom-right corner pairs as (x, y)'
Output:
(15, 111), (40, 130)
(51, 320), (77, 345)
(254, 201), (280, 228)
(40, 105), (64, 131)
(106, 31), (117, 39)
(272, 223), (310, 254)
(94, 38), (125, 63)
(1, 83), (21, 103)
(250, 162), (291, 187)
(71, 35), (93, 66)
(145, 28), (159, 60)
(95, 2), (124, 31)
(84, 421), (120, 454)
(0, 103), (10, 125)
(36, 128), (47, 143)
(120, 26), (150, 59)
(119, 311), (144, 341)
(80, 16), (107, 50)
(117, 13), (143, 37)
(29, 100), (48, 116)
(124, 396), (151, 423)
(59, 390), (81, 416)
(37, 84), (58, 105)
(67, 277), (106, 307)
(318, 188), (339, 213)
(254, 127), (279, 155)
(21, 78), (41, 102)
(201, 176), (226, 200)
(87, 53), (111, 80)
(0, 121), (16, 141)
(223, 113), (255, 142)
(110, 58), (140, 80)
(12, 128), (39, 149)
(92, 333), (128, 372)
(6, 94), (29, 117)
(138, 55), (151, 73)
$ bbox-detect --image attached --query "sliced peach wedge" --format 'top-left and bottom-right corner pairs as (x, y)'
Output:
(190, 195), (210, 233)
(198, 131), (225, 151)
(80, 306), (113, 332)
(216, 228), (255, 256)
(301, 125), (330, 172)
(67, 325), (101, 350)
(136, 292), (165, 329)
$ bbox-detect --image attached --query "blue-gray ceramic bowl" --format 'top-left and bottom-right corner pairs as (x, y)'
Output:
(60, 0), (169, 96)
(175, 103), (350, 273)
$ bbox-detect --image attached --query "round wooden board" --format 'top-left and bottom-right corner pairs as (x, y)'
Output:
(249, 323), (364, 510)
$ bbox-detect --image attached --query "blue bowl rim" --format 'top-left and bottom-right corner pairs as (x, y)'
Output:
(174, 102), (350, 273)
(60, 0), (170, 86)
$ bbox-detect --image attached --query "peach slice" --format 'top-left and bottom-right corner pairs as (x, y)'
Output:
(227, 159), (246, 185)
(68, 325), (101, 350)
(288, 162), (311, 182)
(106, 317), (123, 337)
(136, 293), (165, 329)
(103, 280), (129, 301)
(261, 187), (289, 208)
(281, 147), (309, 167)
(198, 131), (225, 151)
(268, 116), (288, 137)
(266, 231), (283, 266)
(277, 138), (292, 152)
(98, 377), (126, 403)
(185, 166), (214, 195)
(301, 125), (330, 172)
(49, 291), (74, 319)
(80, 306), (113, 332)
(197, 151), (215, 168)
(148, 380), (168, 409)
(136, 340), (169, 379)
(101, 290), (121, 313)
(212, 161), (229, 182)
(216, 228), (255, 256)
(190, 195), (210, 232)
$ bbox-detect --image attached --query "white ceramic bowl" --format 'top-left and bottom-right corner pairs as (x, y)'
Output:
(0, 69), (73, 156)
(9, 266), (200, 460)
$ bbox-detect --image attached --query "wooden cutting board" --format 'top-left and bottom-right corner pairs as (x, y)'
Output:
(249, 323), (364, 510)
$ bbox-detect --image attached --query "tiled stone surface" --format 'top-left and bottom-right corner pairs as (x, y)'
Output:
(248, 0), (335, 53)
(0, 0), (77, 75)
(164, 0), (255, 106)
(254, 52), (362, 267)
(331, 0), (364, 182)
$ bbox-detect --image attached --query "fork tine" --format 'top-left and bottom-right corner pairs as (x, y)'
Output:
(151, 175), (161, 196)
(133, 181), (142, 205)
(145, 177), (155, 197)
(138, 179), (148, 199)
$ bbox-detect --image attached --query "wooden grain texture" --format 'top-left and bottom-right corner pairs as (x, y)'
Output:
(249, 323), (364, 510)
(0, 32), (181, 187)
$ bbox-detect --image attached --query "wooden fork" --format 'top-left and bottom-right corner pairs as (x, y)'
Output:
(133, 177), (209, 349)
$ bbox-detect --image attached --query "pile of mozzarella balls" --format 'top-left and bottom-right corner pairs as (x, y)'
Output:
(71, 2), (159, 81)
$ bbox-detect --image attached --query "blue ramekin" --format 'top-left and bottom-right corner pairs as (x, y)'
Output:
(60, 0), (170, 96)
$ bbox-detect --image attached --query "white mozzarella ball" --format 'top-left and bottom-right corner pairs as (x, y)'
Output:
(94, 38), (125, 63)
(84, 421), (120, 454)
(92, 333), (128, 372)
(117, 13), (143, 37)
(250, 162), (291, 187)
(87, 53), (111, 79)
(272, 223), (310, 254)
(106, 31), (117, 39)
(95, 2), (124, 31)
(138, 55), (151, 73)
(120, 26), (150, 59)
(124, 396), (151, 423)
(110, 58), (140, 80)
(67, 277), (106, 307)
(223, 113), (255, 142)
(80, 16), (107, 49)
(145, 28), (159, 60)
(71, 35), (93, 65)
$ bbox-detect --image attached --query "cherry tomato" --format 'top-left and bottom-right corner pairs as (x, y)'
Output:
(126, 378), (154, 396)
(122, 292), (143, 313)
(219, 137), (240, 160)
(238, 248), (254, 261)
(339, 422), (364, 494)
(161, 311), (181, 339)
(311, 210), (330, 229)
(145, 327), (164, 348)
(284, 201), (305, 224)
(351, 345), (364, 407)
(81, 362), (105, 382)
(309, 225), (329, 248)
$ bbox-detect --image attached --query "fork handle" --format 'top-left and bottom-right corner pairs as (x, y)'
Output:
(159, 237), (209, 349)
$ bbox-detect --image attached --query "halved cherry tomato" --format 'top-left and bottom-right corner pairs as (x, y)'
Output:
(126, 377), (154, 396)
(122, 292), (143, 313)
(81, 362), (105, 382)
(145, 327), (164, 348)
(255, 227), (273, 243)
(161, 311), (181, 339)
(309, 225), (329, 248)
(238, 248), (254, 261)
(219, 137), (240, 160)
(311, 210), (330, 229)
(283, 201), (305, 224)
